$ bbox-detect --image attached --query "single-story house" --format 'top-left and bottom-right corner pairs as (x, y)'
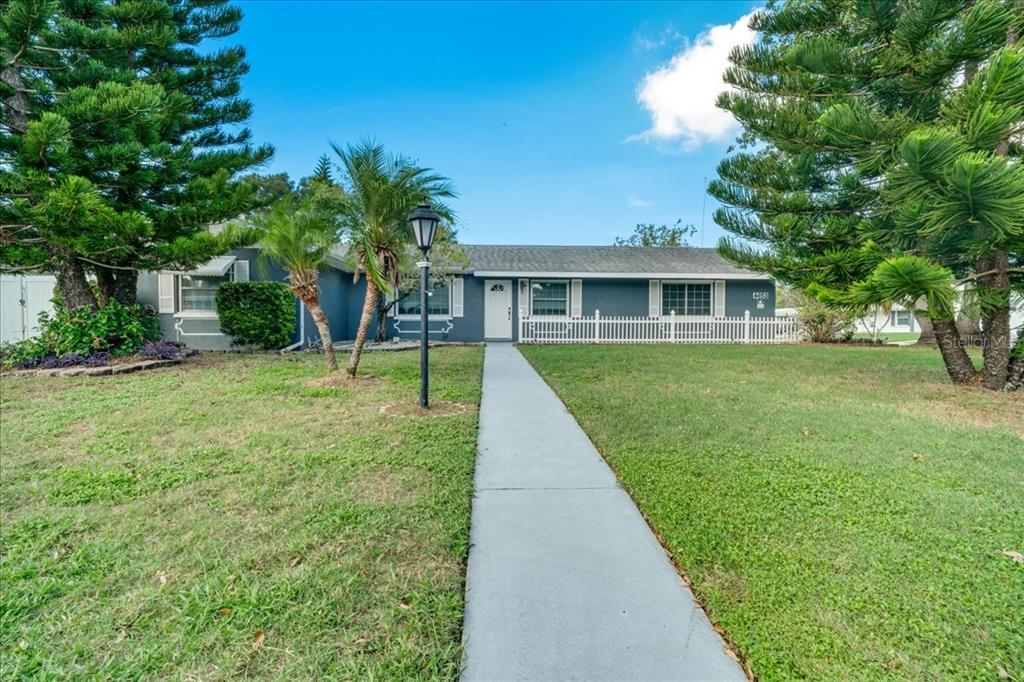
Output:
(136, 245), (777, 349)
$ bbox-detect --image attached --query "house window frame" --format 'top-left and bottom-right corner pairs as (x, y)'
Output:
(395, 280), (453, 320)
(660, 279), (714, 317)
(530, 279), (570, 318)
(891, 309), (912, 327)
(175, 267), (236, 318)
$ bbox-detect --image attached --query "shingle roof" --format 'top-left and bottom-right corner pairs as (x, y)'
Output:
(460, 244), (763, 278)
(328, 243), (766, 279)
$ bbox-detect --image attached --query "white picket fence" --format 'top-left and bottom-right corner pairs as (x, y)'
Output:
(518, 310), (801, 344)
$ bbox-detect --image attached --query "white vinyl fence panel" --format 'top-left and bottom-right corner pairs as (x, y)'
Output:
(519, 311), (800, 344)
(1, 274), (56, 343)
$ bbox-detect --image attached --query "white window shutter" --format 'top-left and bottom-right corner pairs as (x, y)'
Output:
(518, 279), (530, 317)
(570, 279), (582, 317)
(233, 260), (249, 282)
(648, 280), (660, 317)
(452, 277), (464, 317)
(157, 273), (175, 313)
(714, 280), (726, 317)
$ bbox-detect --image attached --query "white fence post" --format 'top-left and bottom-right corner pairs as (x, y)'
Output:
(594, 310), (601, 343)
(518, 308), (524, 342)
(670, 310), (676, 343)
(744, 310), (751, 343)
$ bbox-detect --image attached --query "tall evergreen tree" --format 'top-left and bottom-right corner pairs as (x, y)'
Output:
(712, 0), (1023, 390)
(1, 0), (271, 310)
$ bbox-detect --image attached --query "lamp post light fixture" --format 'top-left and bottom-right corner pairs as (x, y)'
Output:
(408, 201), (440, 408)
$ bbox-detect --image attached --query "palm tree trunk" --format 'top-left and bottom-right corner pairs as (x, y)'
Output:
(932, 317), (978, 385)
(291, 269), (337, 372)
(347, 278), (379, 377)
(306, 297), (338, 371)
(374, 296), (389, 342)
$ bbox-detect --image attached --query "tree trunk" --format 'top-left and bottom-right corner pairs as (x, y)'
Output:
(347, 278), (379, 377)
(306, 297), (337, 371)
(977, 251), (1012, 391)
(932, 317), (978, 385)
(55, 258), (97, 312)
(290, 269), (337, 371)
(374, 296), (389, 342)
(1006, 335), (1023, 392)
(112, 270), (138, 306)
(95, 268), (116, 305)
(913, 311), (935, 345)
(95, 268), (139, 307)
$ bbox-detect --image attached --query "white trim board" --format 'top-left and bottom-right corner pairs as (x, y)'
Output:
(472, 271), (770, 280)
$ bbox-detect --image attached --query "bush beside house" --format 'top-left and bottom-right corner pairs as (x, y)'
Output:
(215, 281), (296, 350)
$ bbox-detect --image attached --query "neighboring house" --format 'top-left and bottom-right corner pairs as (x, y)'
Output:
(856, 304), (919, 335)
(136, 245), (777, 349)
(1, 274), (56, 344)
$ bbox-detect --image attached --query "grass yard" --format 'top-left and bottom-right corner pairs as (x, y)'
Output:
(520, 344), (1023, 681)
(0, 347), (483, 680)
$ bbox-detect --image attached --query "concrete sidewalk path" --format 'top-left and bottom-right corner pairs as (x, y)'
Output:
(461, 343), (746, 682)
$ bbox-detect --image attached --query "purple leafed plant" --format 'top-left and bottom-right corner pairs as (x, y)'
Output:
(81, 352), (111, 367)
(39, 353), (86, 369)
(139, 341), (183, 361)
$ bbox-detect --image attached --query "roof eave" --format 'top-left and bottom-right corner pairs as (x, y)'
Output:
(469, 270), (771, 280)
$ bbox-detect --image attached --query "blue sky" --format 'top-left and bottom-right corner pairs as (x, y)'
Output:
(233, 1), (759, 246)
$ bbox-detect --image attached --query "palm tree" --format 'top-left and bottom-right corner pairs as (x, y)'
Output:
(246, 189), (342, 371)
(332, 140), (456, 378)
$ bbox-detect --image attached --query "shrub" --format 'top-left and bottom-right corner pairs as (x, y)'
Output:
(42, 300), (161, 356)
(0, 337), (50, 369)
(216, 281), (296, 350)
(139, 341), (183, 361)
(794, 292), (857, 343)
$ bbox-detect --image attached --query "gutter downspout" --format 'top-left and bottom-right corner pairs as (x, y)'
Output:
(278, 299), (307, 353)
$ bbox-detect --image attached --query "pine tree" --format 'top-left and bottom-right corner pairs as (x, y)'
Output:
(312, 154), (334, 185)
(713, 0), (1023, 390)
(1, 0), (271, 309)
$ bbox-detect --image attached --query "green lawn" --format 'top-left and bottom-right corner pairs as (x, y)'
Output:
(0, 347), (483, 680)
(520, 344), (1023, 681)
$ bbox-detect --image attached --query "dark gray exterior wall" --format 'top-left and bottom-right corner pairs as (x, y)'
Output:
(579, 279), (650, 317)
(724, 279), (775, 317)
(371, 275), (486, 343)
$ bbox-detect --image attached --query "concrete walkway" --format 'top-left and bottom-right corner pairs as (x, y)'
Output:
(461, 343), (746, 681)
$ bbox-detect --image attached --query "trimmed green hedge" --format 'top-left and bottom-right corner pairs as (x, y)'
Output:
(216, 281), (296, 350)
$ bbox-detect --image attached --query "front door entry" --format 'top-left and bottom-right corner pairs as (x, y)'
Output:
(484, 279), (513, 339)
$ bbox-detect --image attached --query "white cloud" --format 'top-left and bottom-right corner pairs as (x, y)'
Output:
(634, 24), (682, 51)
(632, 10), (758, 150)
(627, 194), (651, 208)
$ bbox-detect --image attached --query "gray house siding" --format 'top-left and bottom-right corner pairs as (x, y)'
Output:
(578, 279), (649, 317)
(380, 275), (485, 343)
(724, 279), (775, 317)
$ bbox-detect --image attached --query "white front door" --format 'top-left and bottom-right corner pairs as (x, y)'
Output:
(484, 279), (513, 339)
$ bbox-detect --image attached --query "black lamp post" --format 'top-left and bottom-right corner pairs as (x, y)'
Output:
(408, 201), (440, 408)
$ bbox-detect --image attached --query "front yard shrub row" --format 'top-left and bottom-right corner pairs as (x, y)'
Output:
(215, 281), (296, 350)
(0, 300), (161, 369)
